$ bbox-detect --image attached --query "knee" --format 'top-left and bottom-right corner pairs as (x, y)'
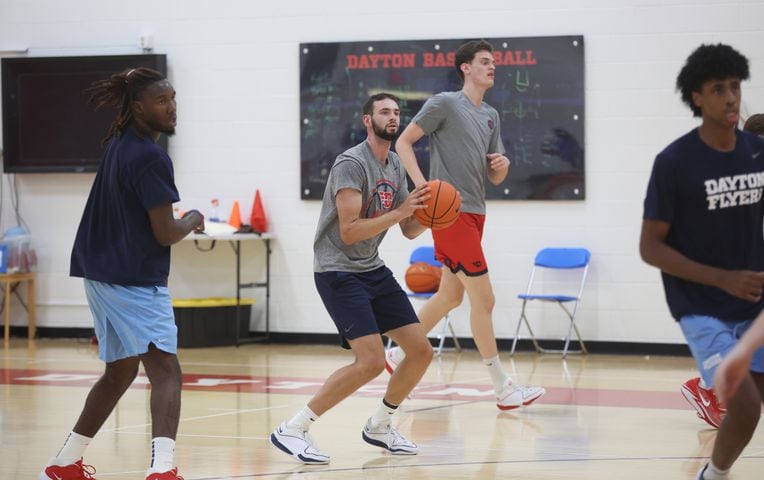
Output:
(165, 364), (182, 388)
(158, 362), (182, 387)
(475, 293), (496, 313)
(143, 353), (182, 387)
(149, 369), (182, 393)
(407, 339), (434, 365)
(103, 364), (139, 390)
(439, 291), (464, 311)
(355, 355), (386, 380)
(447, 296), (465, 312)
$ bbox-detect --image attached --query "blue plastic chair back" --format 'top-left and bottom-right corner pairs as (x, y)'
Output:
(535, 248), (590, 269)
(409, 246), (442, 267)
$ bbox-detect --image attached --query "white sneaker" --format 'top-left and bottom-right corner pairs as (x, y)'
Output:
(362, 418), (418, 455)
(270, 422), (330, 464)
(696, 464), (707, 480)
(385, 347), (401, 374)
(496, 379), (546, 410)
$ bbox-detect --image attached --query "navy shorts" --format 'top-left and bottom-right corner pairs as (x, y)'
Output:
(314, 266), (419, 349)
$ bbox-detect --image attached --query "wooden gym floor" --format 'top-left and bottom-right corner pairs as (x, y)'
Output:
(2, 339), (763, 479)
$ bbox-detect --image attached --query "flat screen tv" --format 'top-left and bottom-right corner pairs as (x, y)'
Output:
(1, 54), (167, 173)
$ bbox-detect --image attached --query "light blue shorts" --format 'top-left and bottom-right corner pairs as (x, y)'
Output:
(679, 314), (764, 387)
(84, 279), (178, 363)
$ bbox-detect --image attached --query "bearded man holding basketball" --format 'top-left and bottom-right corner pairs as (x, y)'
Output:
(393, 39), (546, 410)
(269, 93), (434, 464)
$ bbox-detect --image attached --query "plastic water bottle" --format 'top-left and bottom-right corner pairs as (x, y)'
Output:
(210, 198), (221, 222)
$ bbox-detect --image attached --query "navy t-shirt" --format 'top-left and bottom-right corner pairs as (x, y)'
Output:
(643, 128), (764, 320)
(70, 128), (180, 286)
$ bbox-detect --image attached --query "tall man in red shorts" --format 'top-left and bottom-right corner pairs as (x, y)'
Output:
(392, 39), (546, 410)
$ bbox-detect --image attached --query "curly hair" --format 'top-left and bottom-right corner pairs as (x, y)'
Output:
(676, 44), (749, 117)
(744, 113), (764, 136)
(84, 67), (166, 144)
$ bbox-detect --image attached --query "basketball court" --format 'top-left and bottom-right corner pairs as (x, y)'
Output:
(3, 339), (764, 479)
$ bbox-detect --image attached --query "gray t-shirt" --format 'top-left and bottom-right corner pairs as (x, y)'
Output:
(412, 90), (505, 214)
(313, 141), (409, 272)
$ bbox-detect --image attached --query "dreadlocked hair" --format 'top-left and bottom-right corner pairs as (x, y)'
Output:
(85, 67), (166, 145)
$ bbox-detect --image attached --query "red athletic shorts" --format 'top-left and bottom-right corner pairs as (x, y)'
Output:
(432, 212), (488, 276)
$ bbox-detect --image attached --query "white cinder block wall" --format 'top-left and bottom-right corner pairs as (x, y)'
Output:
(1, 0), (763, 345)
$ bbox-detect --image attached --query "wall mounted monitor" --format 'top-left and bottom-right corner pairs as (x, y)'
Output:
(2, 54), (167, 173)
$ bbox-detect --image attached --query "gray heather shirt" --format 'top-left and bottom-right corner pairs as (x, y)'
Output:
(313, 141), (409, 273)
(412, 90), (505, 214)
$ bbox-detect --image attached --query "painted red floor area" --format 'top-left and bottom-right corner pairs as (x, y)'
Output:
(0, 367), (689, 410)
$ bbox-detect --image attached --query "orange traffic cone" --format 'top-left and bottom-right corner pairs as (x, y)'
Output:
(251, 190), (268, 233)
(228, 201), (242, 230)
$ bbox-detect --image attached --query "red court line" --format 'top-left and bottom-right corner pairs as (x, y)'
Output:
(0, 367), (689, 410)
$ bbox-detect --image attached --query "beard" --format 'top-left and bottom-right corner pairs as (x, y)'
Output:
(372, 122), (398, 141)
(145, 117), (176, 136)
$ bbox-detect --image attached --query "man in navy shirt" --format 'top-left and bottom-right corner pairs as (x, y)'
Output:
(39, 68), (204, 480)
(680, 109), (764, 432)
(640, 44), (764, 480)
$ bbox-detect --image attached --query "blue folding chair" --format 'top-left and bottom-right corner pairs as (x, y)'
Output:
(388, 246), (461, 355)
(510, 248), (591, 357)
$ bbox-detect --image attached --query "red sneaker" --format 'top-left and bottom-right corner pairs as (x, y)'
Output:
(38, 458), (97, 479)
(681, 377), (726, 429)
(146, 468), (184, 480)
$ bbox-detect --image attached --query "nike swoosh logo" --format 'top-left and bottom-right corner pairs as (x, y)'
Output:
(53, 474), (63, 480)
(699, 391), (711, 407)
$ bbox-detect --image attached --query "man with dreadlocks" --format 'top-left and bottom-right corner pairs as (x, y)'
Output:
(640, 44), (764, 480)
(38, 67), (203, 480)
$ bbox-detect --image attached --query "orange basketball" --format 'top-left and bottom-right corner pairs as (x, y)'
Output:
(413, 179), (461, 230)
(405, 261), (442, 293)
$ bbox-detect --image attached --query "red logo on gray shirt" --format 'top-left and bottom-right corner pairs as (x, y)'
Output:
(379, 191), (393, 209)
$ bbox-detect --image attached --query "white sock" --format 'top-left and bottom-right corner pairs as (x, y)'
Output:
(702, 461), (730, 479)
(287, 405), (319, 431)
(149, 437), (175, 474)
(391, 346), (406, 364)
(483, 355), (511, 391)
(54, 431), (91, 465)
(370, 398), (398, 427)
